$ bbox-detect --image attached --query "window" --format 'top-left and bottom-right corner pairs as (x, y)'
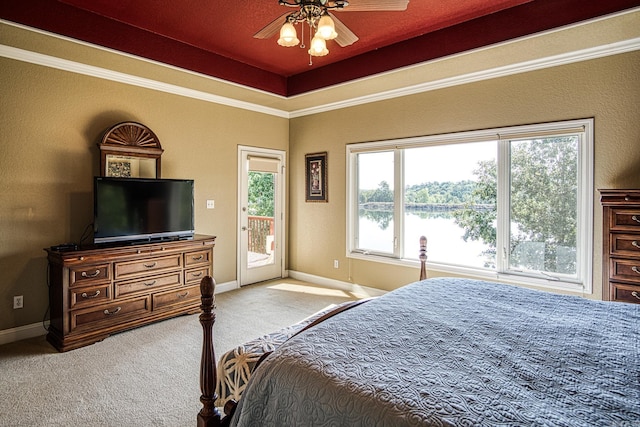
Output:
(347, 119), (593, 292)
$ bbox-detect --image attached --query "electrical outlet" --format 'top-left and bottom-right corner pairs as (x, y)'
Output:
(333, 260), (339, 269)
(206, 200), (215, 209)
(13, 295), (23, 309)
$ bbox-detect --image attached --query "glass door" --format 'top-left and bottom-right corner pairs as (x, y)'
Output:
(238, 147), (285, 286)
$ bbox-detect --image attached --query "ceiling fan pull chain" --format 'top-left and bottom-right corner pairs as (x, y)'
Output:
(300, 21), (306, 49)
(306, 22), (313, 65)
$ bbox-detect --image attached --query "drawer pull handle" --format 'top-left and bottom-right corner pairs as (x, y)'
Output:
(633, 215), (640, 224)
(632, 291), (640, 301)
(192, 255), (204, 261)
(633, 241), (640, 250)
(81, 290), (101, 299)
(177, 291), (189, 299)
(81, 269), (100, 278)
(143, 280), (157, 287)
(632, 266), (640, 275)
(143, 262), (157, 268)
(103, 307), (122, 316)
(192, 272), (203, 278)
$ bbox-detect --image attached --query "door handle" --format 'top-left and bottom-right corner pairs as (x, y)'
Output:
(241, 226), (248, 231)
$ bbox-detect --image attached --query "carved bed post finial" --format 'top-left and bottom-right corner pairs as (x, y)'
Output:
(198, 276), (223, 427)
(419, 236), (428, 281)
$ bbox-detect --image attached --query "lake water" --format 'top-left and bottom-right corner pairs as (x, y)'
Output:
(358, 211), (492, 268)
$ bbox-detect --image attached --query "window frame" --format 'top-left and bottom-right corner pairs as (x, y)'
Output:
(346, 119), (594, 293)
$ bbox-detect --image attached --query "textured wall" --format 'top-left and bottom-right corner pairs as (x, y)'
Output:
(288, 51), (640, 296)
(0, 53), (288, 332)
(1, 14), (639, 336)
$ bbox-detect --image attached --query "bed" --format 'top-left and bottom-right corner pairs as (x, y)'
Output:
(196, 238), (640, 426)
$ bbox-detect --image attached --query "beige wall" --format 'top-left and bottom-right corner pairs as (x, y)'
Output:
(2, 19), (639, 335)
(0, 56), (288, 332)
(288, 51), (640, 295)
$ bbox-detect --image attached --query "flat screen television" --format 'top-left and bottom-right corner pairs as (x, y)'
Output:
(94, 177), (195, 245)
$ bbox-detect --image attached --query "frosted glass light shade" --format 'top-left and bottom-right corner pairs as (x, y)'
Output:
(317, 15), (337, 40)
(277, 22), (299, 47)
(308, 35), (329, 56)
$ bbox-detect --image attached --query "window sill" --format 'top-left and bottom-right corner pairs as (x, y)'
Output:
(347, 251), (590, 295)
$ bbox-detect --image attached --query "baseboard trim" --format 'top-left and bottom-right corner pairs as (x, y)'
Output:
(0, 279), (239, 347)
(214, 280), (238, 294)
(0, 321), (49, 346)
(0, 276), (377, 346)
(287, 271), (386, 297)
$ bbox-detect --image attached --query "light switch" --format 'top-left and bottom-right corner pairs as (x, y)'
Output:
(206, 200), (215, 209)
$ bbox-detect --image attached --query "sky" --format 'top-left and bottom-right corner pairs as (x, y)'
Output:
(358, 141), (496, 190)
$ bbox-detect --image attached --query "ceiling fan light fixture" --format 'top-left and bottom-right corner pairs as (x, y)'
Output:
(317, 14), (338, 40)
(309, 35), (329, 57)
(277, 22), (299, 47)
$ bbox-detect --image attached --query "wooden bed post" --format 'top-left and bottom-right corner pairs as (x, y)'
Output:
(198, 276), (224, 427)
(419, 236), (428, 281)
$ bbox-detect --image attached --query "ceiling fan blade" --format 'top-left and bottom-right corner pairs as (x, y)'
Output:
(331, 0), (409, 12)
(254, 13), (289, 39)
(329, 13), (359, 47)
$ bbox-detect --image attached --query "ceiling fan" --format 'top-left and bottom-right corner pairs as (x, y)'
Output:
(254, 0), (409, 58)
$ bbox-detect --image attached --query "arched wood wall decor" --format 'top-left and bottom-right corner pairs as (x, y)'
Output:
(98, 122), (164, 178)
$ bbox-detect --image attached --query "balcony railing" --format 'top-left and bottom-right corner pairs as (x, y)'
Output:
(248, 216), (274, 254)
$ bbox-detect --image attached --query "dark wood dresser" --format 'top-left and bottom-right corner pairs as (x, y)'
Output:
(600, 190), (640, 304)
(45, 235), (215, 351)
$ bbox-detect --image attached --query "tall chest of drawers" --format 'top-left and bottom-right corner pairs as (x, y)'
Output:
(46, 235), (215, 351)
(600, 190), (640, 304)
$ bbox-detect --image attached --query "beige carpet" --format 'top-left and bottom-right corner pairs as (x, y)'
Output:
(0, 279), (365, 427)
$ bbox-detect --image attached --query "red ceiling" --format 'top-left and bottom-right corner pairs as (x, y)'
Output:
(2, 0), (639, 96)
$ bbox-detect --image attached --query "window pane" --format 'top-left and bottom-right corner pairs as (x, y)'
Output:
(247, 171), (275, 269)
(508, 136), (579, 276)
(357, 151), (395, 253)
(403, 142), (496, 268)
(347, 119), (591, 291)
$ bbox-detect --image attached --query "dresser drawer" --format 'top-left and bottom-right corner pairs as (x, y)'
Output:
(115, 272), (183, 298)
(184, 249), (212, 267)
(70, 284), (111, 309)
(610, 282), (640, 304)
(114, 254), (182, 279)
(610, 258), (640, 284)
(152, 284), (200, 310)
(69, 263), (110, 287)
(610, 234), (640, 258)
(609, 209), (640, 232)
(70, 296), (151, 331)
(185, 266), (211, 285)
(46, 235), (214, 351)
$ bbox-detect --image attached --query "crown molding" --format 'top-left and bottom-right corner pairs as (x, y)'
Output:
(289, 36), (640, 118)
(2, 14), (639, 120)
(0, 41), (290, 119)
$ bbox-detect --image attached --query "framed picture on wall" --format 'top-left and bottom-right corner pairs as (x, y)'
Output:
(305, 152), (328, 202)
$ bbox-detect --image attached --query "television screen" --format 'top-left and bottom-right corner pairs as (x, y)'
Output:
(94, 177), (195, 244)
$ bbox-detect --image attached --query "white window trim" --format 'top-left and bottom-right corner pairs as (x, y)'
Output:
(346, 119), (594, 294)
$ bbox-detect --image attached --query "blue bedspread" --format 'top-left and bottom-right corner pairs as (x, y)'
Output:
(230, 278), (640, 426)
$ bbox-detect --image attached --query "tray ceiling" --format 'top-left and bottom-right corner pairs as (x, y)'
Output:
(2, 0), (639, 96)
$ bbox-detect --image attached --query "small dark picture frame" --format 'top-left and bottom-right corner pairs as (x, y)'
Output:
(305, 152), (328, 202)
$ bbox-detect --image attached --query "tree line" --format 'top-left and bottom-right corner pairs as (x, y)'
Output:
(358, 136), (578, 274)
(359, 180), (492, 206)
